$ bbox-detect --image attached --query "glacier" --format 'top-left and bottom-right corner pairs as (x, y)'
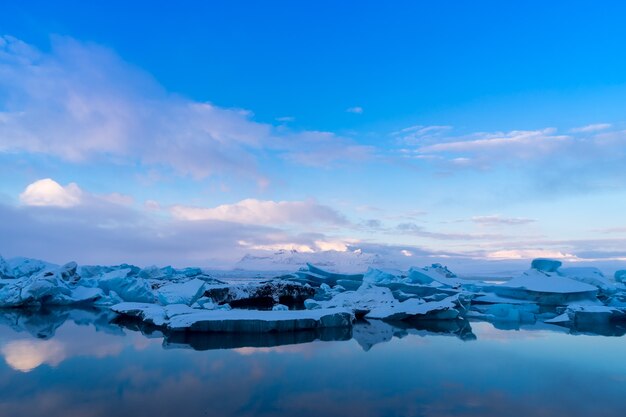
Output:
(1, 254), (626, 336)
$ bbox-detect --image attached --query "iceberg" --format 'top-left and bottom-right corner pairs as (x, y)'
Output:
(292, 263), (364, 287)
(96, 268), (155, 303)
(407, 263), (462, 287)
(493, 269), (599, 305)
(531, 258), (562, 272)
(3, 255), (626, 338)
(365, 294), (471, 321)
(167, 308), (355, 332)
(545, 304), (626, 326)
(156, 278), (206, 306)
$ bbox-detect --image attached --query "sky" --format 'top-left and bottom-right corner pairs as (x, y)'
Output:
(2, 1), (626, 268)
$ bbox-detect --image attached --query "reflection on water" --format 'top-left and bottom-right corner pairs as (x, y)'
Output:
(1, 339), (65, 372)
(0, 308), (626, 416)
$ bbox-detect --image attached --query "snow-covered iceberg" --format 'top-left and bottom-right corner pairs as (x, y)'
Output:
(2, 255), (626, 337)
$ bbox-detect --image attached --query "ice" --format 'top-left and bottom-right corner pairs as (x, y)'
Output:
(544, 305), (626, 326)
(494, 268), (599, 305)
(156, 278), (206, 306)
(558, 267), (617, 293)
(192, 296), (217, 310)
(111, 302), (168, 326)
(531, 258), (562, 272)
(96, 268), (155, 303)
(6, 257), (55, 279)
(362, 268), (407, 285)
(407, 264), (461, 287)
(467, 303), (540, 323)
(203, 281), (314, 309)
(3, 255), (626, 337)
(292, 263), (363, 286)
(305, 263), (363, 282)
(167, 308), (355, 332)
(307, 283), (397, 317)
(365, 294), (470, 321)
(0, 256), (10, 279)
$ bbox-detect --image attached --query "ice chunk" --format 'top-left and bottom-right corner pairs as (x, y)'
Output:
(192, 296), (217, 310)
(57, 262), (80, 284)
(0, 255), (11, 279)
(167, 308), (355, 332)
(615, 270), (626, 283)
(467, 303), (539, 322)
(111, 302), (168, 326)
(97, 268), (155, 303)
(531, 258), (562, 272)
(366, 294), (470, 321)
(7, 257), (55, 279)
(407, 263), (460, 287)
(305, 263), (363, 282)
(313, 284), (397, 317)
(545, 304), (626, 326)
(304, 299), (322, 310)
(203, 281), (314, 309)
(272, 304), (289, 311)
(494, 269), (598, 305)
(291, 264), (363, 287)
(558, 267), (616, 293)
(362, 268), (406, 285)
(156, 278), (206, 306)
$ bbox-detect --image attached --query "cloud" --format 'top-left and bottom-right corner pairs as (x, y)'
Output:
(19, 178), (82, 207)
(418, 128), (569, 154)
(0, 201), (325, 266)
(485, 249), (578, 260)
(170, 199), (347, 226)
(0, 35), (370, 182)
(471, 215), (535, 226)
(395, 222), (504, 240)
(346, 106), (363, 114)
(280, 130), (374, 167)
(392, 125), (452, 145)
(570, 123), (612, 133)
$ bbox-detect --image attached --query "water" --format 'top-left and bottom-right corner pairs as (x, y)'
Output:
(1, 308), (626, 417)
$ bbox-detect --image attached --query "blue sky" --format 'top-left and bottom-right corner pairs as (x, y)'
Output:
(2, 1), (626, 267)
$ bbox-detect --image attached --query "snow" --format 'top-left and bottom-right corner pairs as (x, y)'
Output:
(365, 294), (470, 321)
(408, 264), (462, 287)
(156, 278), (206, 306)
(558, 267), (617, 293)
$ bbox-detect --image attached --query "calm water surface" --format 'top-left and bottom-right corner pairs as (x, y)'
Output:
(0, 309), (625, 417)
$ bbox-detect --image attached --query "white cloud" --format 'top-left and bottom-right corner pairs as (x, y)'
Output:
(19, 178), (82, 207)
(418, 128), (569, 154)
(570, 123), (612, 133)
(171, 199), (347, 226)
(0, 35), (371, 182)
(346, 106), (363, 114)
(471, 215), (535, 226)
(485, 249), (578, 260)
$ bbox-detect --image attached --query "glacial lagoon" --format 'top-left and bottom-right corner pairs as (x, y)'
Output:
(1, 308), (626, 417)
